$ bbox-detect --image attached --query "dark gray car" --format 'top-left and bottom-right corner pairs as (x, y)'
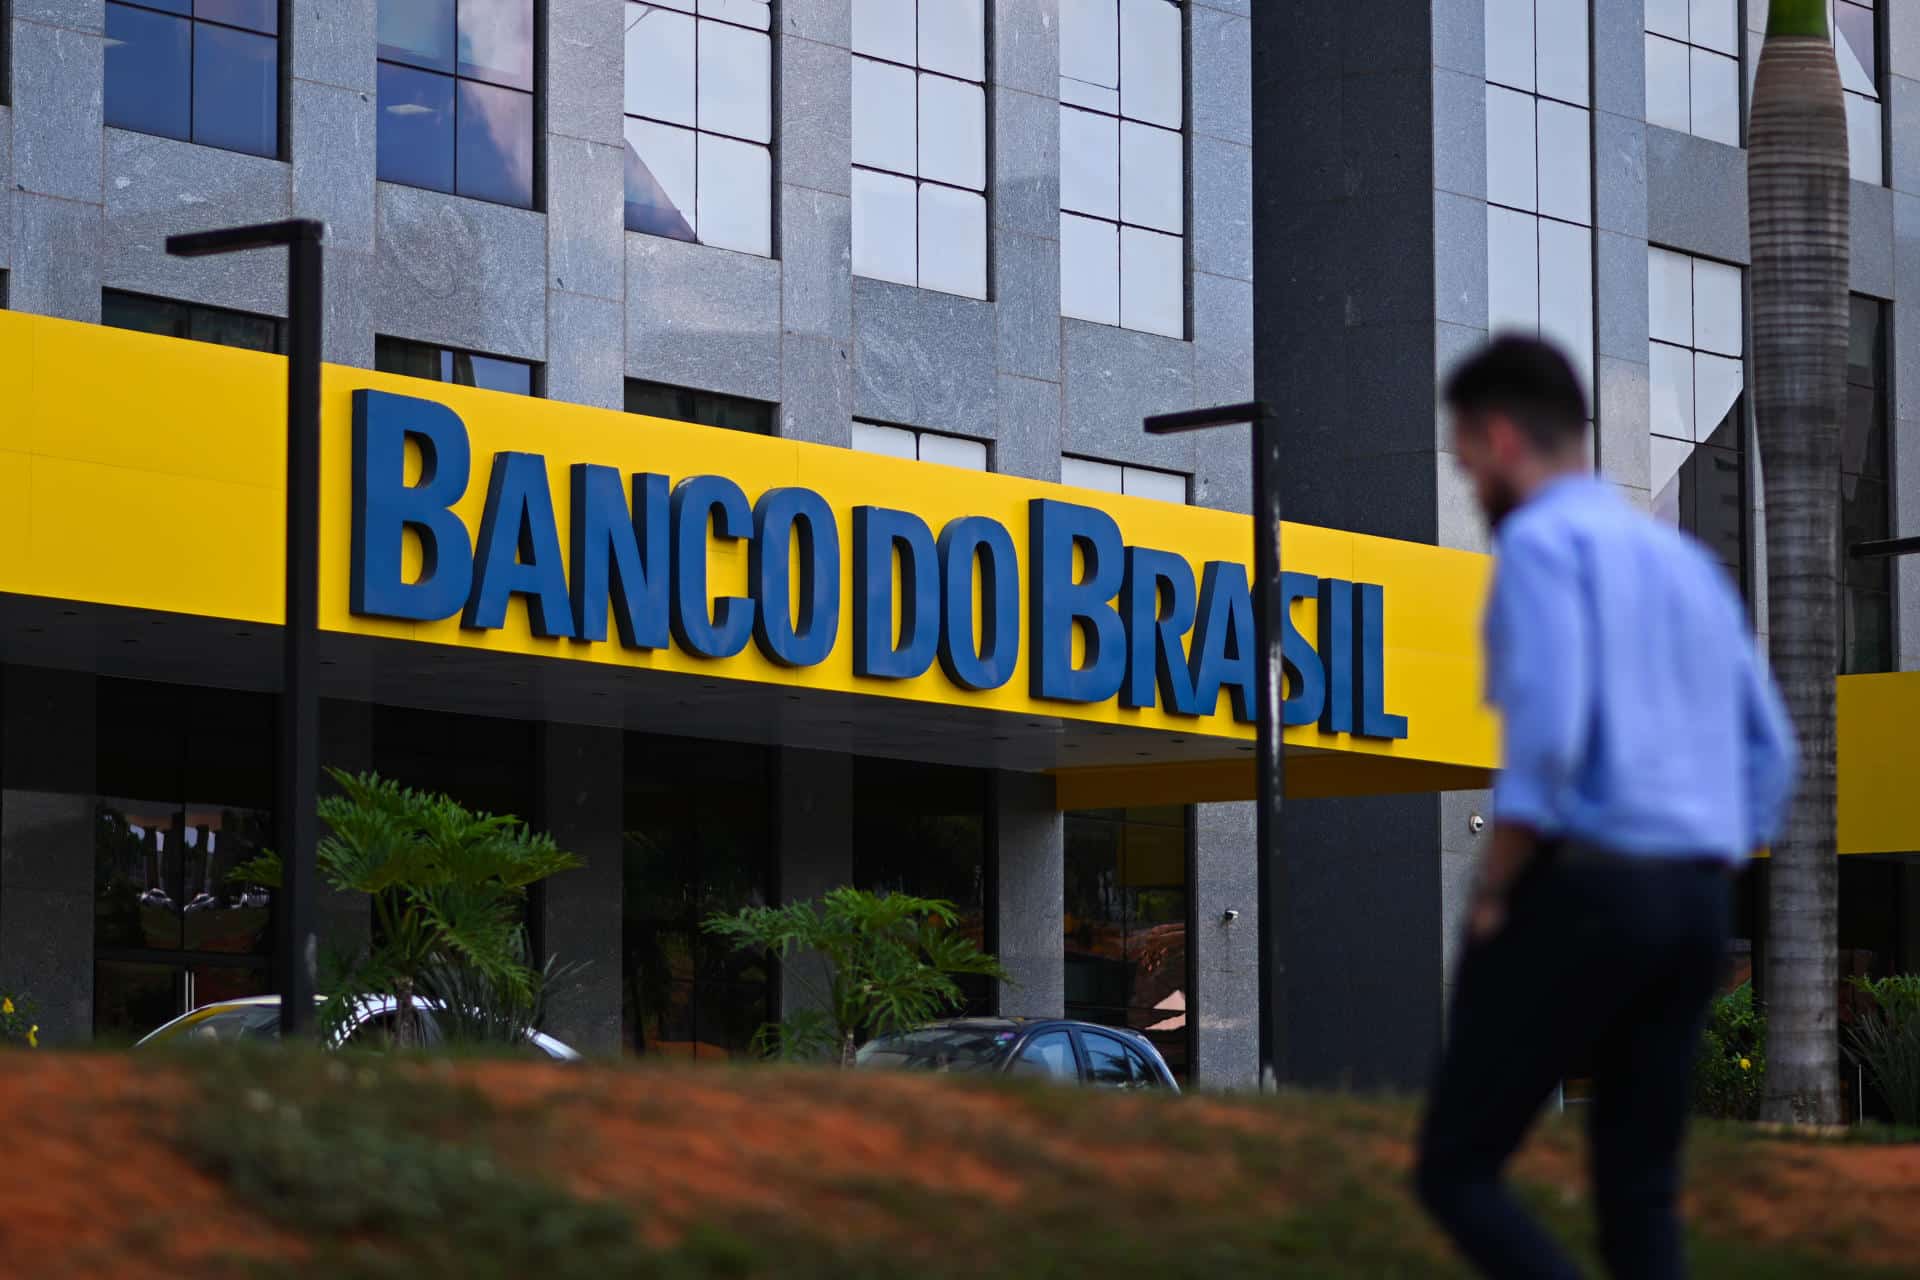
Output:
(854, 1018), (1179, 1090)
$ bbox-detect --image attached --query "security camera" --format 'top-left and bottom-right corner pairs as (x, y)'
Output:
(1221, 908), (1240, 925)
(1467, 813), (1487, 836)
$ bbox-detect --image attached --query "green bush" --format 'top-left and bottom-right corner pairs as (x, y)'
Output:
(1845, 974), (1920, 1127)
(0, 988), (36, 1048)
(1692, 982), (1765, 1121)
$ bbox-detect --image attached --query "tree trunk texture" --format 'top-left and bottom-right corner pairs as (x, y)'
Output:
(1748, 32), (1848, 1127)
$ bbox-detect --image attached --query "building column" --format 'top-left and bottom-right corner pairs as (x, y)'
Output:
(0, 667), (97, 1045)
(535, 722), (625, 1054)
(1193, 801), (1260, 1088)
(775, 748), (852, 1020)
(992, 770), (1062, 1017)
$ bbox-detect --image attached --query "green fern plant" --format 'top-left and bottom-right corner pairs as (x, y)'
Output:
(233, 769), (582, 1046)
(704, 887), (1009, 1066)
(1846, 974), (1920, 1126)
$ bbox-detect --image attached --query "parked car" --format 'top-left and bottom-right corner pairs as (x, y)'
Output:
(134, 994), (581, 1061)
(854, 1018), (1178, 1090)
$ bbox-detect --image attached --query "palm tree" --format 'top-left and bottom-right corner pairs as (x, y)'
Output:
(1748, 0), (1849, 1126)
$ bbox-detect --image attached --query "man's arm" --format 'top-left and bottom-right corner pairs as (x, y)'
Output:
(1475, 525), (1589, 940)
(1740, 638), (1798, 850)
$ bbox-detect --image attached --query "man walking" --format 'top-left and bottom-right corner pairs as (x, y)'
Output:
(1415, 336), (1798, 1280)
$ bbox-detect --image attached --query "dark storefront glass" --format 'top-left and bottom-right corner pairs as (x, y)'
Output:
(375, 335), (537, 396)
(623, 735), (773, 1059)
(105, 0), (279, 158)
(92, 679), (276, 1043)
(852, 758), (993, 1016)
(626, 379), (775, 435)
(377, 0), (535, 207)
(103, 289), (283, 354)
(1842, 296), (1892, 675)
(1064, 806), (1192, 1081)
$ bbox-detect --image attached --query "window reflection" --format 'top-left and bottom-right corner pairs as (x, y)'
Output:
(375, 335), (537, 396)
(851, 0), (988, 297)
(623, 735), (773, 1059)
(105, 0), (278, 158)
(623, 1), (772, 254)
(377, 0), (535, 208)
(853, 758), (993, 1016)
(102, 289), (284, 353)
(1065, 806), (1191, 1081)
(1649, 248), (1747, 593)
(1058, 0), (1184, 334)
(625, 379), (774, 434)
(1841, 295), (1891, 674)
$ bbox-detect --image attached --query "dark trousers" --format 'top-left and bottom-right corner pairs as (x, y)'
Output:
(1414, 845), (1730, 1280)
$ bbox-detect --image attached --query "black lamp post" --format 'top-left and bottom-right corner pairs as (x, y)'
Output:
(166, 219), (324, 1038)
(1143, 400), (1280, 1086)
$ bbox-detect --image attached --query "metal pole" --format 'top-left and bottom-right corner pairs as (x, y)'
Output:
(1250, 413), (1285, 1087)
(279, 228), (323, 1038)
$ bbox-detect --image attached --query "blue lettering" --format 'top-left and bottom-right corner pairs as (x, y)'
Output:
(670, 475), (756, 659)
(569, 466), (669, 649)
(1120, 547), (1198, 714)
(1318, 577), (1354, 734)
(937, 516), (1019, 692)
(349, 390), (473, 621)
(751, 487), (839, 668)
(1280, 571), (1325, 727)
(462, 452), (573, 638)
(1353, 581), (1409, 739)
(1029, 499), (1126, 703)
(852, 507), (939, 680)
(1189, 561), (1256, 722)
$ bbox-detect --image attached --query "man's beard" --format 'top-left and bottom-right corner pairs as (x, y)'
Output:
(1479, 480), (1520, 529)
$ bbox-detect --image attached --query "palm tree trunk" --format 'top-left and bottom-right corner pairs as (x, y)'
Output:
(1748, 0), (1848, 1127)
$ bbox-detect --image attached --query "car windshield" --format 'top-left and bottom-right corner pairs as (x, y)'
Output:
(144, 1004), (282, 1045)
(855, 1025), (1018, 1073)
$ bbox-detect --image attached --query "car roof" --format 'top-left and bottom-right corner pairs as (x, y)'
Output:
(912, 1016), (1160, 1044)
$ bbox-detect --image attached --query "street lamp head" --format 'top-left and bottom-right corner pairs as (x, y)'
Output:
(166, 218), (324, 258)
(1143, 400), (1267, 436)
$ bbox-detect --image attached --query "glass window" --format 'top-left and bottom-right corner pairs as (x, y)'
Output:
(1059, 0), (1183, 336)
(1009, 1030), (1079, 1081)
(1485, 7), (1592, 401)
(853, 420), (990, 471)
(624, 734), (773, 1059)
(102, 289), (283, 353)
(1065, 806), (1191, 1081)
(378, 0), (535, 208)
(1079, 1030), (1143, 1087)
(105, 0), (278, 157)
(624, 1), (772, 254)
(625, 379), (774, 434)
(1841, 295), (1891, 674)
(375, 335), (537, 396)
(1646, 0), (1740, 147)
(1648, 248), (1746, 591)
(852, 1), (988, 299)
(853, 758), (993, 1016)
(92, 677), (276, 1043)
(1834, 0), (1882, 184)
(1061, 455), (1187, 503)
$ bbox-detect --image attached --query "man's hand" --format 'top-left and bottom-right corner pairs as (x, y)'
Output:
(1467, 886), (1507, 945)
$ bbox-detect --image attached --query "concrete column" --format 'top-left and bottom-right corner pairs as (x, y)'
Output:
(775, 748), (851, 1019)
(0, 666), (97, 1045)
(992, 770), (1062, 1017)
(1193, 801), (1260, 1089)
(536, 722), (625, 1054)
(7, 2), (106, 320)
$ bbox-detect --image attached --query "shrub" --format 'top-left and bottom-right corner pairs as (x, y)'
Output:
(0, 989), (37, 1049)
(1692, 982), (1765, 1121)
(1845, 974), (1920, 1127)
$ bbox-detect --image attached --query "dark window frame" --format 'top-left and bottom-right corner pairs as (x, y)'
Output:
(103, 0), (285, 160)
(1841, 293), (1892, 675)
(102, 287), (287, 353)
(375, 0), (543, 211)
(625, 378), (776, 435)
(374, 333), (542, 397)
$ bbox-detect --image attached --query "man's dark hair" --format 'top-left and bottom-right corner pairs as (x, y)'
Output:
(1443, 335), (1589, 450)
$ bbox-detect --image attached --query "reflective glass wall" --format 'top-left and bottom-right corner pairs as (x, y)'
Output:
(852, 757), (993, 1015)
(1063, 805), (1191, 1080)
(93, 679), (276, 1042)
(623, 734), (774, 1058)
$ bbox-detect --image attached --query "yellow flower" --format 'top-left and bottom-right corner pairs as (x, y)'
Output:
(1739, 1058), (1752, 1071)
(2, 997), (12, 1015)
(27, 1025), (38, 1049)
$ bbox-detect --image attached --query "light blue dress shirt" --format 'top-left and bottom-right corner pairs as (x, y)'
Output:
(1484, 474), (1798, 863)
